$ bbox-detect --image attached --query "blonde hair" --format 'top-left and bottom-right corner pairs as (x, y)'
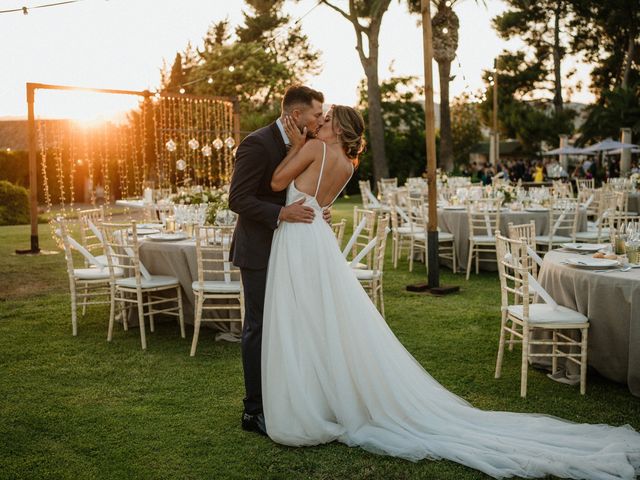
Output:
(332, 105), (365, 166)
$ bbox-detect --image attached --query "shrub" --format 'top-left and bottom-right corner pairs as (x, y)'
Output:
(0, 180), (30, 225)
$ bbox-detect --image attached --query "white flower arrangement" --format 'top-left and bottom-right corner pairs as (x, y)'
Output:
(171, 186), (230, 224)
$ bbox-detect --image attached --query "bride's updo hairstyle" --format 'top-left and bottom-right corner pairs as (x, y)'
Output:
(332, 105), (366, 166)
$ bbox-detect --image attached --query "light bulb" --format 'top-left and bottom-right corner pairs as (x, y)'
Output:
(228, 65), (235, 72)
(207, 77), (213, 84)
(442, 27), (448, 34)
(179, 88), (186, 94)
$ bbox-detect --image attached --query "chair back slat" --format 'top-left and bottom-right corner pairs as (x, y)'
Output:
(194, 226), (239, 286)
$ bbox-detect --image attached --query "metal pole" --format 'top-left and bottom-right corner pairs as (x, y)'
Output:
(492, 59), (499, 167)
(421, 0), (439, 288)
(27, 83), (40, 253)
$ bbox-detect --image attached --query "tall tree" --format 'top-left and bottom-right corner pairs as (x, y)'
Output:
(478, 52), (575, 153)
(493, 0), (573, 113)
(451, 93), (483, 171)
(570, 0), (639, 96)
(167, 1), (320, 112)
(319, 0), (392, 185)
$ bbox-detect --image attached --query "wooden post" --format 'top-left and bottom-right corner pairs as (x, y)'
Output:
(27, 83), (39, 253)
(421, 0), (439, 288)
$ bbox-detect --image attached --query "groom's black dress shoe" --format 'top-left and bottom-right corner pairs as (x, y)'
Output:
(242, 412), (267, 436)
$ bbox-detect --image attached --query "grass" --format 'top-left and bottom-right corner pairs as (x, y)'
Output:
(1, 198), (639, 479)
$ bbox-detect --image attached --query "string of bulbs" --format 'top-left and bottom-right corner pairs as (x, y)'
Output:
(0, 0), (86, 15)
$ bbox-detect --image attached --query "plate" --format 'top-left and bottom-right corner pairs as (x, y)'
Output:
(525, 207), (549, 212)
(442, 206), (466, 210)
(561, 243), (608, 252)
(564, 257), (618, 268)
(132, 227), (160, 235)
(146, 232), (188, 242)
(137, 223), (163, 230)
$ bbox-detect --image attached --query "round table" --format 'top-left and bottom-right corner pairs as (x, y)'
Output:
(438, 208), (588, 271)
(137, 237), (241, 337)
(538, 250), (640, 396)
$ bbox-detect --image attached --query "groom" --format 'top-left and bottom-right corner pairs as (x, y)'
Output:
(229, 84), (328, 436)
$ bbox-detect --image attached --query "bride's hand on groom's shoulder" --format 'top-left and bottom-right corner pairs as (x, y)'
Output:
(284, 115), (307, 150)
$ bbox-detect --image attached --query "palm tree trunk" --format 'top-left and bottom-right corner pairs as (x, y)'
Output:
(365, 64), (389, 184)
(552, 1), (563, 112)
(622, 28), (637, 88)
(438, 60), (453, 172)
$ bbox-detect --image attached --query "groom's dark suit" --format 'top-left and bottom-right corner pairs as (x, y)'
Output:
(229, 122), (287, 415)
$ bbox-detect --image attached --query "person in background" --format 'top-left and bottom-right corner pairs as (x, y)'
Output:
(533, 161), (545, 183)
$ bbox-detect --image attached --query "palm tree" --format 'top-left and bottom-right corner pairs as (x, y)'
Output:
(409, 1), (483, 173)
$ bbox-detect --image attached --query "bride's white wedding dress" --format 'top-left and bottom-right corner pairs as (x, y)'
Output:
(262, 144), (640, 479)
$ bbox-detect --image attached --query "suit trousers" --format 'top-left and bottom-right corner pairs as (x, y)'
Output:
(240, 267), (268, 415)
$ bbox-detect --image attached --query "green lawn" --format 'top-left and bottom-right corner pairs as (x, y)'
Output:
(1, 199), (639, 480)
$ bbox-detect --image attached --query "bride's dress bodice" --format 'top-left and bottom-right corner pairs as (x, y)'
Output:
(285, 141), (353, 213)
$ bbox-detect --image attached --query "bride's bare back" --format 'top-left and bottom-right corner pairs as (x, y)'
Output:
(293, 140), (354, 208)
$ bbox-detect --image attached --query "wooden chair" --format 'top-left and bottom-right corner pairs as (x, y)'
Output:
(575, 178), (594, 194)
(377, 177), (398, 197)
(535, 198), (579, 252)
(358, 179), (381, 210)
(191, 226), (243, 356)
(388, 193), (412, 268)
(507, 221), (539, 278)
(415, 204), (458, 273)
(101, 221), (185, 350)
(331, 219), (347, 249)
(407, 196), (427, 272)
(78, 206), (106, 265)
(353, 215), (389, 316)
(575, 191), (616, 243)
(495, 234), (589, 397)
(465, 198), (502, 279)
(54, 216), (119, 336)
(350, 207), (377, 268)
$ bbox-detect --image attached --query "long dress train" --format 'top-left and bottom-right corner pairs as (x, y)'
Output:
(262, 145), (640, 480)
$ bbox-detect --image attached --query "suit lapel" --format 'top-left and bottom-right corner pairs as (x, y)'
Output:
(269, 122), (287, 159)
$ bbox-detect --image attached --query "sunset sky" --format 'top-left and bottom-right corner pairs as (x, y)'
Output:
(1, 0), (595, 121)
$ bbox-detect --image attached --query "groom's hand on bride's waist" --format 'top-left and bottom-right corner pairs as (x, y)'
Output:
(322, 207), (331, 225)
(278, 198), (315, 224)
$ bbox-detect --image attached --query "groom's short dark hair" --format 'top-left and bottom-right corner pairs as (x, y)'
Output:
(282, 85), (324, 113)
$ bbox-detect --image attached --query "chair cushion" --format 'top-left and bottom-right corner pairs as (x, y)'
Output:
(74, 267), (122, 280)
(438, 231), (454, 242)
(470, 235), (496, 243)
(116, 275), (179, 289)
(574, 230), (607, 241)
(535, 235), (572, 244)
(353, 269), (381, 280)
(192, 280), (241, 293)
(508, 304), (588, 325)
(395, 226), (412, 235)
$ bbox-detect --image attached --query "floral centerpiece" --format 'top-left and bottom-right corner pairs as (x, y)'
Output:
(171, 185), (230, 225)
(630, 172), (640, 190)
(436, 168), (449, 186)
(494, 183), (516, 204)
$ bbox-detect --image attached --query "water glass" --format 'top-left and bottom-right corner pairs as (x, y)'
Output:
(626, 241), (639, 264)
(165, 216), (176, 233)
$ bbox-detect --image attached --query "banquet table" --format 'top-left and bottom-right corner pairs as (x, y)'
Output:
(538, 250), (640, 396)
(135, 237), (241, 336)
(438, 207), (588, 271)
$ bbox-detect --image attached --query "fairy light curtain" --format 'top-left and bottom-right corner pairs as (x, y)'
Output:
(37, 94), (236, 217)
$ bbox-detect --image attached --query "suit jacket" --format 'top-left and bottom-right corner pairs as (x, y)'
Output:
(229, 122), (287, 270)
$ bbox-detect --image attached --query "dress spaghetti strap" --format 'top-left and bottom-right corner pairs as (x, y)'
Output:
(314, 141), (327, 198)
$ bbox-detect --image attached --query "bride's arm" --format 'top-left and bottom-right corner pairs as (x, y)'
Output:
(271, 117), (321, 191)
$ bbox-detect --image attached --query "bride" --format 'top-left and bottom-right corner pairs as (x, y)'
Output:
(262, 105), (640, 480)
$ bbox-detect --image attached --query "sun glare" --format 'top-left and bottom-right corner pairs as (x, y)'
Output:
(36, 90), (141, 126)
